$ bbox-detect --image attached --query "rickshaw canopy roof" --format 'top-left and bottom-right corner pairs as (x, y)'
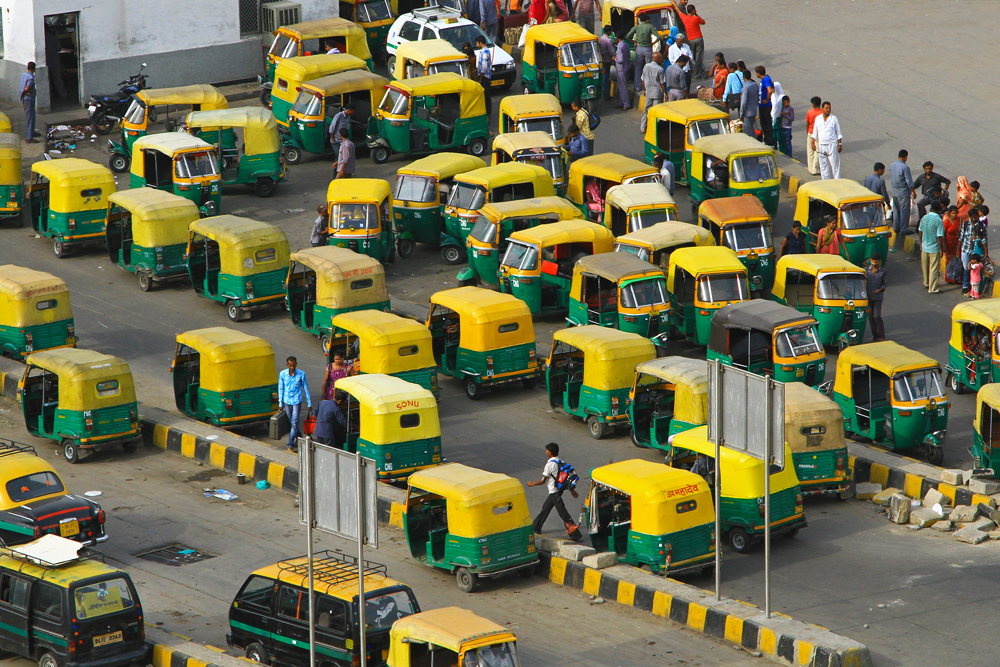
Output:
(275, 54), (368, 83)
(976, 384), (1000, 417)
(669, 246), (745, 275)
(604, 0), (676, 12)
(189, 215), (290, 277)
(776, 253), (864, 276)
(498, 93), (562, 118)
(698, 196), (770, 225)
(0, 132), (22, 158)
(634, 357), (707, 425)
(276, 18), (372, 62)
(31, 158), (115, 189)
(479, 196), (580, 222)
(389, 73), (487, 118)
(0, 133), (20, 184)
(394, 39), (465, 65)
(952, 300), (1000, 332)
(289, 246), (387, 309)
(108, 189), (199, 249)
(429, 287), (535, 351)
(796, 178), (884, 208)
(335, 374), (440, 445)
(552, 325), (655, 391)
(648, 99), (728, 125)
(186, 108), (280, 156)
(136, 84), (228, 109)
(492, 131), (559, 154)
(606, 183), (676, 211)
(331, 311), (434, 374)
(569, 153), (659, 184)
(176, 327), (277, 393)
(327, 177), (391, 203)
(301, 70), (389, 97)
(525, 22), (598, 46)
(0, 265), (71, 330)
(692, 133), (774, 159)
(508, 218), (615, 249)
(783, 381), (845, 454)
(389, 608), (515, 655)
(833, 341), (939, 398)
(712, 299), (816, 333)
(617, 221), (712, 250)
(25, 348), (136, 411)
(397, 153), (486, 180)
(455, 162), (552, 190)
(573, 252), (666, 283)
(133, 132), (215, 156)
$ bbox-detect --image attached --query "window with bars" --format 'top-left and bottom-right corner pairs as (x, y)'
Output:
(239, 0), (281, 37)
(0, 9), (5, 59)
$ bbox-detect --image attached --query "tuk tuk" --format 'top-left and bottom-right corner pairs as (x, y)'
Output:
(830, 341), (948, 464)
(404, 464), (537, 591)
(689, 134), (779, 217)
(547, 325), (656, 438)
(186, 108), (285, 198)
(329, 311), (436, 394)
(520, 24), (602, 106)
(187, 215), (290, 322)
(443, 163), (555, 261)
(793, 179), (891, 266)
(565, 154), (660, 224)
(945, 300), (1000, 395)
(499, 219), (616, 315)
(27, 158), (116, 258)
(604, 183), (678, 237)
(130, 133), (222, 217)
(387, 608), (520, 662)
(284, 70), (390, 165)
(771, 254), (868, 349)
(615, 221), (714, 269)
(459, 196), (582, 287)
(336, 373), (442, 480)
(393, 153), (486, 258)
(105, 189), (200, 291)
(567, 253), (671, 344)
(498, 94), (565, 146)
(784, 381), (850, 496)
(0, 133), (23, 224)
(425, 287), (542, 399)
(368, 73), (490, 164)
(19, 348), (140, 463)
(340, 0), (395, 59)
(671, 426), (806, 553)
(390, 40), (467, 80)
(171, 327), (279, 427)
(491, 131), (567, 195)
(585, 459), (715, 576)
(603, 0), (679, 49)
(707, 300), (826, 387)
(265, 18), (374, 84)
(0, 265), (77, 359)
(628, 357), (708, 454)
(327, 178), (395, 263)
(666, 246), (749, 346)
(286, 246), (390, 352)
(271, 54), (370, 128)
(697, 196), (775, 293)
(643, 99), (728, 184)
(973, 384), (1000, 476)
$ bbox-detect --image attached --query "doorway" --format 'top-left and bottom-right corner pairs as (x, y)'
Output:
(44, 12), (81, 110)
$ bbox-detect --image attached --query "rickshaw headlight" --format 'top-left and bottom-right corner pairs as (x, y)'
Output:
(751, 275), (763, 288)
(817, 306), (831, 313)
(781, 365), (794, 372)
(384, 452), (391, 462)
(586, 85), (596, 97)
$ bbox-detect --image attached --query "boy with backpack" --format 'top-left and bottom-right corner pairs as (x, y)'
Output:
(527, 443), (583, 541)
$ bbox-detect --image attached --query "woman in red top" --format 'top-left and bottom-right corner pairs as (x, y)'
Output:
(709, 52), (727, 99)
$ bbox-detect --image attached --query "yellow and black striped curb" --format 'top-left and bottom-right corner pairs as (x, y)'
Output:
(850, 455), (994, 507)
(0, 368), (17, 400)
(149, 642), (224, 667)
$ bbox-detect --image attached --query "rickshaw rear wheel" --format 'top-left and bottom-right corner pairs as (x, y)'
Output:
(372, 146), (391, 164)
(320, 334), (331, 355)
(517, 563), (536, 578)
(137, 271), (152, 292)
(260, 89), (272, 109)
(701, 564), (715, 577)
(728, 527), (752, 553)
(521, 377), (536, 390)
(397, 238), (415, 258)
(245, 642), (271, 665)
(456, 567), (478, 593)
(785, 528), (799, 539)
(691, 202), (700, 220)
(283, 146), (302, 165)
(109, 153), (130, 174)
(441, 246), (464, 265)
(588, 416), (607, 440)
(467, 136), (488, 157)
(464, 378), (482, 400)
(948, 372), (965, 394)
(253, 178), (276, 198)
(53, 238), (67, 259)
(122, 441), (138, 453)
(38, 652), (59, 667)
(148, 107), (158, 123)
(63, 439), (79, 464)
(226, 300), (243, 322)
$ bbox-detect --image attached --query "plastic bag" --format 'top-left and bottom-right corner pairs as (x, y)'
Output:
(946, 256), (964, 284)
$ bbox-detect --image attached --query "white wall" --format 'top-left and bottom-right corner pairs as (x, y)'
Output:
(299, 0), (341, 21)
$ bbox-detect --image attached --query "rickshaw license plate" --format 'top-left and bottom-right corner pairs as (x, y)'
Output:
(583, 71), (593, 77)
(491, 79), (505, 87)
(60, 520), (80, 537)
(94, 631), (123, 647)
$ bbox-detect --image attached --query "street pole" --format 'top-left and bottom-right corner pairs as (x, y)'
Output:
(357, 451), (367, 667)
(763, 380), (771, 619)
(303, 437), (316, 667)
(714, 361), (722, 602)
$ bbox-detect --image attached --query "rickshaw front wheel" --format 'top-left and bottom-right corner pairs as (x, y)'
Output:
(253, 178), (276, 198)
(372, 146), (391, 165)
(926, 444), (945, 466)
(62, 439), (79, 464)
(283, 146), (302, 165)
(226, 300), (243, 323)
(947, 372), (965, 395)
(38, 652), (59, 667)
(456, 567), (478, 593)
(53, 238), (68, 259)
(588, 416), (607, 440)
(464, 378), (482, 400)
(245, 642), (271, 665)
(137, 271), (152, 292)
(397, 238), (415, 258)
(122, 441), (138, 453)
(320, 334), (331, 355)
(467, 136), (488, 157)
(441, 246), (464, 265)
(728, 527), (752, 553)
(109, 153), (130, 174)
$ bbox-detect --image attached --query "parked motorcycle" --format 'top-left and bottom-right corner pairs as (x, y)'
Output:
(87, 64), (154, 135)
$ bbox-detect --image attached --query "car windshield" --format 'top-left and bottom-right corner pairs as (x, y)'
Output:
(621, 278), (667, 308)
(379, 88), (410, 115)
(124, 99), (146, 125)
(642, 8), (676, 31)
(775, 325), (822, 358)
(502, 241), (538, 270)
(559, 41), (599, 67)
(841, 201), (886, 230)
(439, 24), (492, 50)
(332, 204), (379, 230)
(394, 174), (436, 203)
(723, 222), (772, 252)
(517, 117), (563, 141)
(429, 60), (468, 77)
(817, 273), (867, 300)
(615, 243), (650, 262)
(362, 590), (417, 631)
(448, 182), (486, 210)
(175, 151), (219, 178)
(687, 118), (728, 144)
(629, 207), (677, 231)
(292, 91), (323, 116)
(893, 369), (945, 402)
(470, 215), (497, 244)
(357, 0), (393, 21)
(696, 273), (748, 303)
(731, 155), (777, 183)
(6, 471), (65, 503)
(74, 578), (136, 619)
(462, 642), (520, 667)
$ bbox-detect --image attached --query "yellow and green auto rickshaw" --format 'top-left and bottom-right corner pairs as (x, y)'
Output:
(491, 131), (567, 195)
(643, 99), (728, 184)
(266, 18), (374, 86)
(603, 0), (679, 50)
(547, 326), (656, 439)
(973, 384), (1000, 476)
(499, 219), (616, 315)
(329, 310), (437, 394)
(628, 357), (708, 454)
(327, 178), (395, 263)
(585, 459), (715, 576)
(186, 108), (286, 197)
(793, 179), (891, 267)
(0, 265), (77, 359)
(369, 73), (490, 164)
(27, 158), (116, 258)
(689, 134), (779, 217)
(387, 608), (521, 661)
(498, 94), (565, 146)
(337, 373), (442, 480)
(339, 0), (395, 59)
(707, 299), (827, 387)
(771, 254), (868, 349)
(615, 221), (714, 269)
(784, 381), (850, 496)
(393, 153), (486, 258)
(666, 246), (749, 346)
(520, 23), (602, 106)
(287, 246), (390, 352)
(105, 188), (200, 291)
(271, 54), (370, 128)
(404, 464), (537, 591)
(187, 215), (290, 322)
(697, 196), (775, 293)
(604, 183), (678, 237)
(425, 287), (542, 399)
(19, 348), (140, 463)
(389, 39), (467, 80)
(0, 133), (23, 225)
(565, 153), (660, 224)
(171, 327), (279, 427)
(830, 341), (948, 464)
(567, 253), (671, 345)
(459, 196), (582, 287)
(945, 300), (1000, 395)
(671, 426), (806, 553)
(130, 133), (222, 217)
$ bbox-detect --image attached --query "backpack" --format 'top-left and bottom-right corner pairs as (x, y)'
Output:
(553, 459), (579, 491)
(588, 111), (601, 131)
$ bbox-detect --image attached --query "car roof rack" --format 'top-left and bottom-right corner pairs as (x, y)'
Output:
(1, 535), (106, 578)
(277, 550), (387, 588)
(412, 6), (462, 20)
(0, 438), (37, 459)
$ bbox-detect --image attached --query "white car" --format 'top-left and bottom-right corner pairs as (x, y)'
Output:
(385, 7), (516, 90)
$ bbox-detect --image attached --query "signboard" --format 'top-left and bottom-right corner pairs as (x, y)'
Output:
(299, 441), (378, 548)
(706, 360), (785, 467)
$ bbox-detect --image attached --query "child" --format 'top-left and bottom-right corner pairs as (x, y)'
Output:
(779, 95), (794, 157)
(970, 253), (983, 299)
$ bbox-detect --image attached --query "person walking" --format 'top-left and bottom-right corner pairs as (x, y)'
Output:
(780, 221), (807, 256)
(639, 52), (666, 132)
(678, 5), (706, 77)
(475, 35), (494, 119)
(959, 209), (977, 294)
(598, 26), (615, 100)
(913, 161), (951, 220)
(754, 66), (774, 147)
(864, 254), (886, 341)
(571, 99), (594, 154)
(20, 62), (37, 143)
(654, 154), (674, 195)
(571, 0), (600, 34)
(888, 150), (914, 253)
(321, 351), (352, 400)
(810, 101), (842, 179)
(335, 128), (355, 178)
(526, 443), (582, 540)
(667, 34), (693, 93)
(278, 356), (312, 451)
(738, 70), (758, 137)
(816, 216), (842, 255)
(614, 34), (632, 109)
(778, 94), (794, 156)
(864, 162), (890, 206)
(722, 61), (743, 115)
(478, 0), (499, 42)
(626, 14), (655, 93)
(328, 103), (353, 154)
(312, 395), (347, 447)
(918, 201), (945, 294)
(665, 55), (688, 101)
(804, 97), (822, 175)
(310, 204), (329, 247)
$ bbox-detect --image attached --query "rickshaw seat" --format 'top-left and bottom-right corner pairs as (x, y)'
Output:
(541, 260), (558, 276)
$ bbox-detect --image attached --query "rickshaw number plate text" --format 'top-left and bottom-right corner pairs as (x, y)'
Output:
(94, 631), (123, 647)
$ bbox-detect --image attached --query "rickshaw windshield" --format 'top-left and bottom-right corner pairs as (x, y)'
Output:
(292, 91), (323, 116)
(332, 203), (379, 230)
(269, 34), (293, 56)
(560, 41), (599, 67)
(630, 207), (677, 230)
(625, 174), (661, 185)
(74, 578), (136, 619)
(449, 183), (487, 210)
(394, 174), (436, 203)
(124, 99), (145, 124)
(696, 273), (747, 302)
(994, 332), (1000, 356)
(522, 155), (564, 182)
(380, 88), (410, 115)
(723, 222), (772, 252)
(517, 117), (564, 141)
(893, 369), (945, 402)
(642, 8), (676, 31)
(357, 0), (392, 21)
(440, 24), (492, 50)
(688, 119), (727, 144)
(362, 590), (417, 631)
(280, 38), (299, 59)
(817, 273), (867, 300)
(502, 241), (538, 270)
(615, 243), (649, 262)
(841, 201), (886, 230)
(430, 61), (468, 77)
(175, 152), (219, 178)
(470, 215), (497, 243)
(775, 326), (821, 358)
(621, 278), (667, 308)
(462, 642), (519, 667)
(731, 155), (777, 182)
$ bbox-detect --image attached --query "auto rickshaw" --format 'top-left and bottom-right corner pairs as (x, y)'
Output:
(604, 183), (678, 237)
(603, 0), (679, 50)
(265, 18), (374, 84)
(329, 311), (436, 394)
(387, 608), (521, 662)
(707, 300), (826, 387)
(498, 94), (565, 146)
(628, 357), (708, 455)
(459, 196), (582, 287)
(643, 100), (728, 184)
(327, 178), (395, 263)
(567, 253), (671, 345)
(187, 215), (290, 322)
(784, 381), (850, 496)
(393, 153), (486, 258)
(18, 348), (140, 463)
(368, 73), (491, 164)
(499, 219), (616, 315)
(105, 188), (200, 291)
(171, 327), (279, 427)
(697, 196), (775, 293)
(390, 40), (467, 80)
(185, 108), (286, 198)
(130, 133), (222, 217)
(547, 326), (656, 438)
(520, 24), (602, 106)
(945, 300), (1000, 395)
(336, 373), (442, 480)
(585, 459), (715, 575)
(286, 246), (390, 352)
(565, 154), (660, 224)
(615, 221), (714, 269)
(830, 341), (948, 464)
(0, 265), (77, 359)
(793, 179), (891, 267)
(491, 131), (567, 195)
(425, 287), (542, 399)
(404, 464), (537, 591)
(339, 0), (395, 59)
(443, 163), (555, 261)
(666, 246), (749, 346)
(0, 112), (10, 133)
(671, 426), (806, 553)
(0, 133), (23, 225)
(771, 254), (868, 349)
(26, 158), (116, 258)
(271, 54), (370, 128)
(689, 134), (779, 217)
(972, 384), (1000, 476)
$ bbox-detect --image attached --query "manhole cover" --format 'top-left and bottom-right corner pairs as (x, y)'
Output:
(135, 544), (216, 566)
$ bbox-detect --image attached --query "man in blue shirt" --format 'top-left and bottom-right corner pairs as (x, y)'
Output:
(278, 356), (312, 450)
(477, 0), (498, 44)
(863, 162), (890, 206)
(722, 61), (742, 114)
(475, 35), (493, 119)
(19, 62), (37, 143)
(888, 149), (914, 252)
(566, 124), (588, 161)
(754, 65), (774, 147)
(917, 201), (945, 294)
(312, 395), (347, 446)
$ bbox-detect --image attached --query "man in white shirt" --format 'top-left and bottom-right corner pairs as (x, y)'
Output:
(667, 34), (693, 93)
(810, 101), (843, 180)
(526, 443), (581, 539)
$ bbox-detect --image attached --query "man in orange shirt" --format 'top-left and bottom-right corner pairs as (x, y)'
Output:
(679, 5), (706, 77)
(805, 96), (823, 175)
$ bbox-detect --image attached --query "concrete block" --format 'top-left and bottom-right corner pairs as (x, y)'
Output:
(955, 526), (989, 544)
(923, 487), (948, 508)
(966, 517), (997, 532)
(906, 523), (922, 531)
(854, 482), (882, 500)
(970, 478), (1000, 495)
(909, 508), (941, 528)
(872, 487), (901, 507)
(989, 531), (1000, 541)
(558, 543), (596, 561)
(581, 551), (617, 569)
(536, 536), (565, 553)
(888, 493), (911, 524)
(950, 505), (979, 522)
(941, 469), (965, 485)
(963, 470), (974, 484)
(931, 520), (954, 532)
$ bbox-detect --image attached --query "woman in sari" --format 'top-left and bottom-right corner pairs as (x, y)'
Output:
(710, 52), (727, 100)
(321, 352), (352, 401)
(816, 216), (842, 255)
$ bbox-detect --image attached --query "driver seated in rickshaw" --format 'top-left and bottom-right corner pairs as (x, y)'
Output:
(689, 453), (713, 483)
(705, 156), (728, 190)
